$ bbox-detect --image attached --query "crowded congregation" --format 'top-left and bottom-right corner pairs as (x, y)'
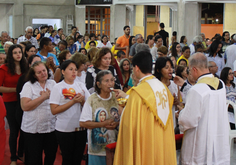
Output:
(0, 22), (234, 165)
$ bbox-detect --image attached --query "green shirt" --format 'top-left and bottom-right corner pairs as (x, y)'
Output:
(0, 43), (5, 53)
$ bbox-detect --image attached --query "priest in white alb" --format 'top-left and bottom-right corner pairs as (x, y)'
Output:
(176, 53), (230, 165)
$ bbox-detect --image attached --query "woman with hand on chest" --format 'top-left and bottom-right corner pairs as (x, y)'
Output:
(50, 60), (90, 165)
(20, 61), (57, 165)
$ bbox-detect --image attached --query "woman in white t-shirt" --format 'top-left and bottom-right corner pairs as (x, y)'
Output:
(50, 60), (90, 165)
(20, 61), (57, 165)
(96, 35), (112, 49)
(80, 70), (120, 165)
(71, 52), (88, 85)
(154, 57), (181, 129)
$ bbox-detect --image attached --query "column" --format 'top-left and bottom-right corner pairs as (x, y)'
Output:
(183, 2), (201, 43)
(224, 3), (236, 35)
(177, 0), (185, 40)
(133, 5), (144, 37)
(75, 5), (86, 35)
(159, 5), (172, 45)
(110, 4), (126, 42)
(12, 2), (24, 37)
(172, 9), (178, 32)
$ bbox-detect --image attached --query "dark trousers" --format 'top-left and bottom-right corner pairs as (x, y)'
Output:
(5, 101), (22, 161)
(24, 131), (58, 165)
(56, 130), (87, 165)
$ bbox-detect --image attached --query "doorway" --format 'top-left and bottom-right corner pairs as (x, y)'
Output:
(86, 7), (110, 37)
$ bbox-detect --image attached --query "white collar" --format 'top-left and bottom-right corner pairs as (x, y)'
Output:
(197, 73), (213, 82)
(96, 92), (112, 100)
(23, 35), (32, 41)
(138, 74), (153, 84)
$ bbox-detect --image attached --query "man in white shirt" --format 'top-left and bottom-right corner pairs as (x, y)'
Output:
(177, 53), (230, 165)
(225, 35), (236, 70)
(17, 26), (39, 49)
(189, 35), (203, 55)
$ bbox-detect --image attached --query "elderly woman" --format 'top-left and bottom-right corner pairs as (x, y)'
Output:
(4, 41), (13, 55)
(20, 61), (57, 165)
(50, 60), (90, 165)
(80, 70), (120, 165)
(86, 47), (121, 94)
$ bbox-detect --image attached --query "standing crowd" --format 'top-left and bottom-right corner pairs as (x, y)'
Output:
(0, 22), (233, 165)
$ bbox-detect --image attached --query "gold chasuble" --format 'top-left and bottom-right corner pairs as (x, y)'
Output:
(113, 75), (177, 165)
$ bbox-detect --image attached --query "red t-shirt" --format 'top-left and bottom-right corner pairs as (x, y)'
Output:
(0, 64), (22, 102)
(0, 96), (6, 131)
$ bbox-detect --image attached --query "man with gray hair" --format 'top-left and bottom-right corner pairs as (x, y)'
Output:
(0, 31), (9, 53)
(189, 35), (203, 55)
(129, 34), (143, 59)
(225, 35), (236, 70)
(135, 43), (150, 54)
(208, 61), (219, 78)
(17, 26), (39, 48)
(176, 53), (230, 164)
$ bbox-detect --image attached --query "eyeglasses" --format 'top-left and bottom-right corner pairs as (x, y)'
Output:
(229, 72), (234, 75)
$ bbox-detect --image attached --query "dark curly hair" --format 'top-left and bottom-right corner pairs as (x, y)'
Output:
(6, 44), (28, 75)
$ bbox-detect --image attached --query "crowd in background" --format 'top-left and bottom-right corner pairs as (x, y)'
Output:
(0, 22), (236, 165)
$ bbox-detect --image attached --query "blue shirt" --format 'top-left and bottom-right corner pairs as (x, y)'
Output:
(36, 51), (59, 66)
(68, 44), (77, 54)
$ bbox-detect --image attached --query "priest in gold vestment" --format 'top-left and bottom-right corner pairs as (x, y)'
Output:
(113, 51), (177, 165)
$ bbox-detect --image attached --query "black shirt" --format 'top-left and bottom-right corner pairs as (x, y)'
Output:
(157, 30), (169, 47)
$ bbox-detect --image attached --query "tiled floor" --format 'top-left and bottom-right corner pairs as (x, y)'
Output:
(2, 130), (87, 165)
(231, 143), (236, 165)
(3, 129), (236, 165)
(177, 144), (236, 165)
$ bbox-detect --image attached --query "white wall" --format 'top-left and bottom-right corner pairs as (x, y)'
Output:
(32, 19), (62, 29)
(0, 4), (13, 37)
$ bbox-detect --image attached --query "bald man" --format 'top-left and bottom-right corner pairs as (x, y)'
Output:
(176, 53), (230, 164)
(208, 61), (219, 78)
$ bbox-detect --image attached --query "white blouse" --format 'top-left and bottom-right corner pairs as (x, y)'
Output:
(20, 80), (56, 133)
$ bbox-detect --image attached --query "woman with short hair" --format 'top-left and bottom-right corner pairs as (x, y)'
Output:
(80, 70), (120, 165)
(50, 60), (90, 165)
(154, 57), (181, 129)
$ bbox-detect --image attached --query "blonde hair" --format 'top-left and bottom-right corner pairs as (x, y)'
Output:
(70, 52), (88, 68)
